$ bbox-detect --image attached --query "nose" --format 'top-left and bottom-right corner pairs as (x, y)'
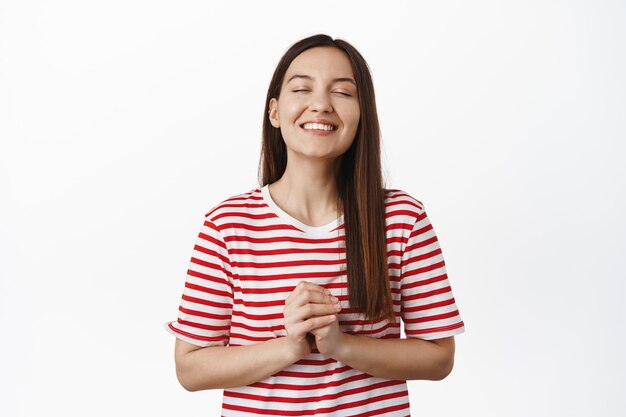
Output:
(308, 90), (333, 113)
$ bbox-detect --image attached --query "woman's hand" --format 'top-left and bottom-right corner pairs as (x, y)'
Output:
(309, 295), (345, 359)
(282, 281), (343, 362)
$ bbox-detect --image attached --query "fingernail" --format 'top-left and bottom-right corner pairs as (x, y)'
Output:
(331, 296), (339, 302)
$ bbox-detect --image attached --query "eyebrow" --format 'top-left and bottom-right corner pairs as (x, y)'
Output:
(286, 74), (356, 86)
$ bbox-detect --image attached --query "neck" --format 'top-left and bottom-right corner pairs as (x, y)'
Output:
(268, 155), (343, 224)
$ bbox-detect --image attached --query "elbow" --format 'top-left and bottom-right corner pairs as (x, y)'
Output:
(176, 355), (220, 392)
(178, 376), (197, 392)
(175, 353), (204, 392)
(174, 340), (210, 392)
(434, 355), (455, 381)
(179, 380), (195, 392)
(176, 364), (197, 392)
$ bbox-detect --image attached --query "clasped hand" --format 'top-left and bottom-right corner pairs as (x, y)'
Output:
(283, 280), (345, 360)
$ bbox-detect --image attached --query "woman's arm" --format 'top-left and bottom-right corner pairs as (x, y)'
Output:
(332, 334), (456, 381)
(175, 337), (300, 391)
(174, 283), (341, 391)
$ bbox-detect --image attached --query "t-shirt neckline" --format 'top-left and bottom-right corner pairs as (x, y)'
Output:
(260, 184), (344, 236)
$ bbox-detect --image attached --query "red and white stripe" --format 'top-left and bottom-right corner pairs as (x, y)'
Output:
(164, 186), (465, 416)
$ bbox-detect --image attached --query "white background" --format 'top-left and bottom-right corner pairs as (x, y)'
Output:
(1, 1), (625, 415)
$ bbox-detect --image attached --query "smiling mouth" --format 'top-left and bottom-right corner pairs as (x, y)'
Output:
(300, 126), (337, 136)
(300, 123), (338, 132)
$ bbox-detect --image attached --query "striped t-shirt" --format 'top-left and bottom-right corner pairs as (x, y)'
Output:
(164, 184), (465, 416)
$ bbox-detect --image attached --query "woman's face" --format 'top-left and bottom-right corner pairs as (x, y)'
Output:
(269, 46), (360, 161)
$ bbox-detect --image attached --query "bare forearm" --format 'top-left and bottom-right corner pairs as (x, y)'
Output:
(180, 337), (297, 391)
(334, 334), (450, 381)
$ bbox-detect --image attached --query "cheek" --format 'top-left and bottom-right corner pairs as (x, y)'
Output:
(342, 104), (360, 127)
(280, 101), (302, 120)
(347, 111), (360, 132)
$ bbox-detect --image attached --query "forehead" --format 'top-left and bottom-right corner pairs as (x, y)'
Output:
(284, 47), (354, 82)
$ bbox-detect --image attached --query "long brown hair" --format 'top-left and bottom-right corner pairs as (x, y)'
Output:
(258, 34), (394, 324)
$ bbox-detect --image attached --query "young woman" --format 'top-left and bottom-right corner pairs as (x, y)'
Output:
(164, 33), (465, 416)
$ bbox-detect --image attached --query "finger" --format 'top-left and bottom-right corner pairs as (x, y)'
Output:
(294, 288), (336, 309)
(284, 295), (339, 328)
(286, 302), (337, 325)
(293, 301), (342, 322)
(296, 281), (330, 297)
(285, 281), (334, 317)
(308, 281), (331, 296)
(285, 281), (309, 305)
(286, 281), (312, 305)
(298, 314), (337, 334)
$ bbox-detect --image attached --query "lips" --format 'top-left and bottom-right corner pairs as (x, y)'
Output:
(299, 119), (338, 129)
(300, 126), (336, 137)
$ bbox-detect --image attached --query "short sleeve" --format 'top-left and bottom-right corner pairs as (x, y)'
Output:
(163, 216), (234, 347)
(400, 205), (465, 340)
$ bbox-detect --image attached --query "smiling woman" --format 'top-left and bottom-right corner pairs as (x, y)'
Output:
(164, 33), (466, 417)
(268, 46), (361, 161)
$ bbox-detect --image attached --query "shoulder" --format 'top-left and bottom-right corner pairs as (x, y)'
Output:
(383, 187), (427, 222)
(203, 185), (262, 227)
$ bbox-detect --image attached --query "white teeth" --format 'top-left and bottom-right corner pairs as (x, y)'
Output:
(302, 122), (335, 131)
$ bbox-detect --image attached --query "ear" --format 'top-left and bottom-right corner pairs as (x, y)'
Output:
(268, 98), (280, 128)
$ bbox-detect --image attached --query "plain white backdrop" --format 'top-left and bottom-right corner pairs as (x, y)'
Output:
(1, 0), (625, 415)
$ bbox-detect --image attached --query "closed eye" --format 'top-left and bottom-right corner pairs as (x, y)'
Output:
(292, 89), (352, 97)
